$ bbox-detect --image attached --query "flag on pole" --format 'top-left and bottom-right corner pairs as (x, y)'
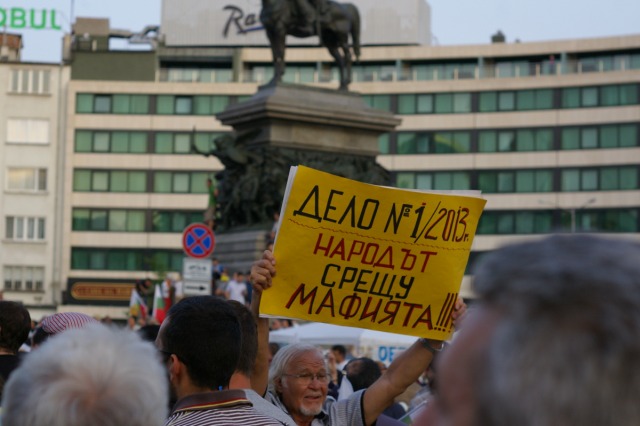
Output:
(152, 284), (166, 324)
(129, 288), (148, 320)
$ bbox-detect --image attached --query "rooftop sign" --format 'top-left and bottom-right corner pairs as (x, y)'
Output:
(0, 8), (62, 30)
(161, 0), (431, 47)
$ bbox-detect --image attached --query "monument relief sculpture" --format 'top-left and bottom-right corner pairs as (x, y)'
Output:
(193, 132), (389, 231)
(260, 0), (360, 90)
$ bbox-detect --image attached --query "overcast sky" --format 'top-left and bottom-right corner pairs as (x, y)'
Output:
(5, 0), (640, 62)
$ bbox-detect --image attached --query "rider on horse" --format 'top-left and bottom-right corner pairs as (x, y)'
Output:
(293, 0), (330, 34)
(261, 0), (360, 90)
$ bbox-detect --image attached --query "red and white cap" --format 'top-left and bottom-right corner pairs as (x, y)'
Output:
(40, 312), (99, 335)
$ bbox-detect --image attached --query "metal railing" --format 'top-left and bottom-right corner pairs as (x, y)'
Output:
(159, 55), (640, 84)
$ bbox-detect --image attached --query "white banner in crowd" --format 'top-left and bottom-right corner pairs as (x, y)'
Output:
(269, 321), (417, 363)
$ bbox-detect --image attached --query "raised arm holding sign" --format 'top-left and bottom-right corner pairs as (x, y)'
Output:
(250, 249), (467, 426)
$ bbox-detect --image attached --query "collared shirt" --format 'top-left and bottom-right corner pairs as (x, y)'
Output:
(244, 389), (297, 426)
(166, 389), (285, 426)
(266, 389), (367, 426)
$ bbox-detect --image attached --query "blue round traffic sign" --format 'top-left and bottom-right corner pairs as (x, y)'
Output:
(182, 223), (215, 259)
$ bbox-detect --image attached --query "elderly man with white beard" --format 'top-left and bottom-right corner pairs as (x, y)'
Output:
(251, 250), (467, 426)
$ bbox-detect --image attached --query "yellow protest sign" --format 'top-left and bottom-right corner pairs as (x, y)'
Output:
(260, 166), (486, 340)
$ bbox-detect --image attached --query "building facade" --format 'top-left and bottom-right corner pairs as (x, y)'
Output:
(2, 1), (639, 318)
(0, 54), (69, 318)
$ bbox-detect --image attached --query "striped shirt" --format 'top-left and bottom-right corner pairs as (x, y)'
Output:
(165, 389), (285, 426)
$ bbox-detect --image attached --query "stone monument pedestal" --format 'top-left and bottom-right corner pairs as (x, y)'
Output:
(213, 230), (269, 275)
(210, 83), (401, 272)
(217, 83), (401, 156)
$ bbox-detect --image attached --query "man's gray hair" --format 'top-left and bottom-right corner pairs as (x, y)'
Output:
(268, 342), (327, 393)
(471, 234), (640, 426)
(2, 323), (168, 426)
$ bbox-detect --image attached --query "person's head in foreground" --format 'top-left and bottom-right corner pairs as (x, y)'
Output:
(155, 295), (241, 401)
(269, 343), (330, 422)
(2, 323), (168, 426)
(421, 234), (640, 426)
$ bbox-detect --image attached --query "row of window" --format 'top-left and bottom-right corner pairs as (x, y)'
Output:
(393, 131), (472, 155)
(6, 168), (47, 191)
(2, 266), (45, 292)
(71, 248), (183, 272)
(395, 92), (473, 114)
(75, 84), (638, 116)
(562, 85), (637, 109)
(468, 211), (636, 272)
(8, 69), (52, 95)
(73, 170), (210, 193)
(5, 217), (46, 241)
(363, 84), (638, 114)
(379, 123), (638, 155)
(75, 130), (226, 154)
(75, 94), (248, 115)
(71, 208), (637, 273)
(71, 167), (638, 195)
(477, 208), (638, 234)
(395, 166), (638, 193)
(159, 67), (234, 84)
(72, 123), (637, 157)
(394, 53), (640, 81)
(489, 59), (557, 79)
(72, 209), (202, 233)
(236, 52), (640, 84)
(478, 89), (553, 112)
(9, 55), (640, 98)
(70, 206), (638, 235)
(577, 53), (640, 73)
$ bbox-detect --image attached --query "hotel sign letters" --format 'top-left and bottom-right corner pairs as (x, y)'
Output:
(223, 4), (263, 38)
(0, 8), (62, 31)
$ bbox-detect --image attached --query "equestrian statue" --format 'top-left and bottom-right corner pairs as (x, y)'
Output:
(260, 0), (360, 90)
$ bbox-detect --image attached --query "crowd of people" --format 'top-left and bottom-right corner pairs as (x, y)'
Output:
(1, 234), (639, 426)
(127, 256), (275, 331)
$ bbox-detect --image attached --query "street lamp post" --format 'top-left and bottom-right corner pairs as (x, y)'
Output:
(539, 198), (596, 233)
(570, 198), (597, 233)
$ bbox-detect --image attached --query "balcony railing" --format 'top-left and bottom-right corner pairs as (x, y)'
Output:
(159, 54), (640, 85)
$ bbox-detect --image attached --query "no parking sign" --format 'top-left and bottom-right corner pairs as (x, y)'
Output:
(182, 223), (215, 259)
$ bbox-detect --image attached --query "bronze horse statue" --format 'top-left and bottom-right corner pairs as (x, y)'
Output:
(260, 0), (360, 90)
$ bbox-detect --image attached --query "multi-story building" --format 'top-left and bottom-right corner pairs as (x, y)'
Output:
(0, 33), (70, 318)
(5, 0), (640, 318)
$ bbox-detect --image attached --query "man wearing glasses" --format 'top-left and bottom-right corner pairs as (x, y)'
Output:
(268, 344), (348, 425)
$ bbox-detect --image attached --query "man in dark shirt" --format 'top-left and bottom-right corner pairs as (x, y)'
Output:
(156, 296), (285, 425)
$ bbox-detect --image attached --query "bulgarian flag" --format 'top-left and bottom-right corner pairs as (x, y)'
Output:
(129, 288), (148, 320)
(152, 284), (167, 324)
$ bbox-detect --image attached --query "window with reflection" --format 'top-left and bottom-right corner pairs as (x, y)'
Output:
(479, 128), (553, 152)
(561, 166), (638, 191)
(362, 95), (392, 112)
(478, 169), (553, 193)
(395, 171), (470, 190)
(561, 124), (638, 150)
